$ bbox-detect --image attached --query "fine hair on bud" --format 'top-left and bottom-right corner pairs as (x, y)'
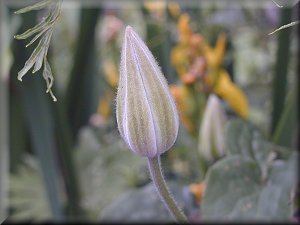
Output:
(116, 26), (179, 158)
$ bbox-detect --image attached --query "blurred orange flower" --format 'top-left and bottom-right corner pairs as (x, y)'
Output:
(144, 1), (181, 19)
(189, 181), (206, 203)
(178, 14), (192, 44)
(203, 32), (226, 69)
(144, 1), (166, 20)
(97, 60), (119, 120)
(205, 70), (249, 118)
(167, 2), (181, 18)
(97, 91), (114, 120)
(103, 60), (118, 89)
(170, 13), (249, 134)
(170, 84), (198, 135)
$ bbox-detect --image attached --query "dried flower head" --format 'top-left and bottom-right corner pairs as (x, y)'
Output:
(14, 0), (62, 102)
(116, 26), (179, 158)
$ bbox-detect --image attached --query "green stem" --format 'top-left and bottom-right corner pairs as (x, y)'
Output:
(270, 7), (292, 135)
(0, 3), (8, 223)
(147, 156), (189, 223)
(11, 11), (63, 220)
(65, 8), (100, 139)
(0, 71), (8, 224)
(272, 84), (297, 148)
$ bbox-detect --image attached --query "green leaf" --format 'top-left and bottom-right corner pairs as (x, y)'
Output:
(17, 69), (63, 220)
(270, 7), (293, 134)
(10, 10), (63, 220)
(202, 155), (261, 221)
(14, 0), (53, 14)
(202, 119), (298, 221)
(0, 56), (9, 224)
(65, 8), (100, 137)
(9, 155), (52, 221)
(202, 152), (297, 221)
(272, 85), (298, 148)
(75, 127), (147, 218)
(224, 119), (274, 177)
(256, 153), (298, 219)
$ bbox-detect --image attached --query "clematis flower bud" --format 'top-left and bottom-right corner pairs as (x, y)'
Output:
(198, 94), (227, 161)
(116, 26), (179, 158)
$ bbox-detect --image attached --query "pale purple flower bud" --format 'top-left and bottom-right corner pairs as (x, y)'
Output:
(198, 94), (227, 161)
(116, 26), (179, 158)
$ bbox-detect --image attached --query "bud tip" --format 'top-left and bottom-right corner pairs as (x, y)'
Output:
(125, 26), (133, 35)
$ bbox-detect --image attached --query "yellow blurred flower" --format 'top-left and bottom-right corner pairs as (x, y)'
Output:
(171, 45), (190, 79)
(144, 1), (166, 19)
(206, 69), (249, 118)
(97, 91), (114, 119)
(144, 1), (166, 11)
(167, 2), (181, 18)
(97, 61), (119, 120)
(171, 14), (205, 81)
(203, 33), (226, 69)
(170, 84), (198, 135)
(103, 60), (118, 89)
(144, 1), (181, 20)
(178, 14), (192, 44)
(183, 56), (206, 85)
(189, 181), (206, 203)
(171, 13), (249, 120)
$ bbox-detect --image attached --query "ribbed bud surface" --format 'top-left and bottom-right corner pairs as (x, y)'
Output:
(116, 26), (179, 158)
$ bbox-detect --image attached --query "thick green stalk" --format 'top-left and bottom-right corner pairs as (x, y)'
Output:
(65, 8), (100, 138)
(11, 12), (64, 221)
(271, 7), (293, 135)
(0, 2), (8, 223)
(147, 156), (189, 223)
(272, 83), (298, 148)
(52, 99), (84, 218)
(57, 8), (101, 217)
(0, 81), (8, 223)
(15, 71), (64, 221)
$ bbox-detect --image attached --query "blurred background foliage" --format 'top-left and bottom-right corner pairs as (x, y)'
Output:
(0, 0), (298, 223)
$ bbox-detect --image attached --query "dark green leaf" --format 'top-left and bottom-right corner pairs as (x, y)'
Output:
(202, 151), (298, 221)
(224, 119), (273, 176)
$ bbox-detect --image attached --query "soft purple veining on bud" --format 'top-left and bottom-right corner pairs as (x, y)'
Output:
(116, 26), (179, 158)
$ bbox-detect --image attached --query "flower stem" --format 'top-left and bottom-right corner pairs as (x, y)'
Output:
(147, 156), (189, 223)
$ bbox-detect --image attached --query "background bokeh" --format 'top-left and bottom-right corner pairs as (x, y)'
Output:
(0, 0), (298, 223)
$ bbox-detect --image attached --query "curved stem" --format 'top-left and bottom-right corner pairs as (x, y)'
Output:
(147, 156), (189, 223)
